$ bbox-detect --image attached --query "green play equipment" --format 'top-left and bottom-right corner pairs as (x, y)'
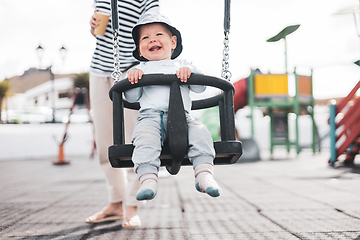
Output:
(267, 24), (300, 73)
(247, 68), (318, 156)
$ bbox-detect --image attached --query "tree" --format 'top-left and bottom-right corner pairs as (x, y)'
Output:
(72, 72), (90, 106)
(0, 80), (11, 124)
(73, 72), (89, 89)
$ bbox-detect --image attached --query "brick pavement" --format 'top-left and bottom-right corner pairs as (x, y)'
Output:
(1, 148), (360, 240)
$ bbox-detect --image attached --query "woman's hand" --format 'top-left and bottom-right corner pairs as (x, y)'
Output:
(90, 10), (100, 37)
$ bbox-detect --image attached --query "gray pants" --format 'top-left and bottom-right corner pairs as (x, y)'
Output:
(131, 109), (215, 178)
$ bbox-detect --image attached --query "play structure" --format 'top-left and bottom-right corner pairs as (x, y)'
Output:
(230, 23), (320, 159)
(233, 67), (319, 157)
(327, 4), (360, 166)
(329, 81), (360, 166)
(107, 0), (243, 175)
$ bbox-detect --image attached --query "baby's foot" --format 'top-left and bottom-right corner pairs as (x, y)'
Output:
(194, 164), (221, 197)
(136, 173), (158, 201)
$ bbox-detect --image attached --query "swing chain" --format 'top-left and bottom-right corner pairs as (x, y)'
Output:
(221, 32), (232, 80)
(111, 30), (122, 84)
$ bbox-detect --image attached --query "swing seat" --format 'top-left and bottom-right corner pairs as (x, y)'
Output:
(108, 73), (243, 174)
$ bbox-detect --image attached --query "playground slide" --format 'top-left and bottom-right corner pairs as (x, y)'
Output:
(233, 77), (248, 112)
(199, 76), (260, 161)
(233, 77), (261, 161)
(329, 81), (360, 165)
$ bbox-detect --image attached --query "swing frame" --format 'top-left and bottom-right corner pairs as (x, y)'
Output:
(108, 73), (243, 174)
(108, 0), (242, 174)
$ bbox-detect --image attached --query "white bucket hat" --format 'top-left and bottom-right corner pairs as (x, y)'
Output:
(132, 12), (183, 61)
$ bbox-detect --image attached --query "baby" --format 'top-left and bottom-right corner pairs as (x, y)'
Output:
(125, 12), (221, 201)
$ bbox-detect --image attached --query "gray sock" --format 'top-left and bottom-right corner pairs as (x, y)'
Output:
(194, 164), (221, 197)
(136, 174), (158, 201)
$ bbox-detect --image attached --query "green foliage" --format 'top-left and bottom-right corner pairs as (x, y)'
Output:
(73, 72), (89, 89)
(0, 80), (11, 123)
(0, 80), (11, 97)
(198, 106), (220, 141)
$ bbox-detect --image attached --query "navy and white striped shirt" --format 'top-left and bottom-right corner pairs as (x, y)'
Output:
(90, 0), (159, 75)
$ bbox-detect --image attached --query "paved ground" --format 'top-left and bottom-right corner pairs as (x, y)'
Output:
(1, 124), (360, 239)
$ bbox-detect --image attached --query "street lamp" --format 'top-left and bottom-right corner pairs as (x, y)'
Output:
(36, 45), (44, 69)
(335, 5), (360, 67)
(266, 24), (300, 73)
(35, 45), (67, 123)
(59, 45), (67, 67)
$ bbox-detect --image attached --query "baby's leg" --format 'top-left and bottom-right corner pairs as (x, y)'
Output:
(131, 111), (164, 201)
(136, 173), (158, 201)
(194, 163), (221, 197)
(186, 116), (221, 197)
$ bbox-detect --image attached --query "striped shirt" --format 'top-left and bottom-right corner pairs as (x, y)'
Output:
(90, 0), (159, 75)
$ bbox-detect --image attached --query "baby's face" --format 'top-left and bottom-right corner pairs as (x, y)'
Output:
(138, 23), (177, 61)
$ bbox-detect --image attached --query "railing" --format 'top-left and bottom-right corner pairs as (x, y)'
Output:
(329, 81), (360, 165)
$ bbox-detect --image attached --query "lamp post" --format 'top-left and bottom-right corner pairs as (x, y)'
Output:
(59, 46), (67, 69)
(36, 45), (44, 69)
(36, 45), (67, 123)
(335, 4), (360, 67)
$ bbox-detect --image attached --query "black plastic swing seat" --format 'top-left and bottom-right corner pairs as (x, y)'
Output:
(108, 73), (243, 174)
(109, 141), (242, 168)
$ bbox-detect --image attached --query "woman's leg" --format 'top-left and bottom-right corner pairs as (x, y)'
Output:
(122, 83), (142, 226)
(87, 75), (126, 222)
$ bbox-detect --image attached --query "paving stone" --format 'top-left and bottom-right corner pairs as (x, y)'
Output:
(1, 132), (360, 240)
(296, 231), (360, 240)
(188, 231), (300, 240)
(1, 222), (92, 239)
(271, 217), (360, 233)
(101, 228), (186, 240)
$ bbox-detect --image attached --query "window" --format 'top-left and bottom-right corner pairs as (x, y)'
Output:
(58, 92), (71, 99)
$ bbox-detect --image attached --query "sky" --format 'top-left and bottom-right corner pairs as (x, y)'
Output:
(0, 0), (359, 99)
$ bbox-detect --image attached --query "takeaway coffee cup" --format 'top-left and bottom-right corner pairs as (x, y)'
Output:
(94, 12), (110, 36)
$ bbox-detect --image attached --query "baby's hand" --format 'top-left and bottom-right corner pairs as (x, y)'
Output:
(176, 67), (191, 82)
(128, 69), (144, 84)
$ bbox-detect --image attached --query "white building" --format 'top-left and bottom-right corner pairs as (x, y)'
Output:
(3, 68), (86, 123)
(6, 68), (78, 111)
(22, 77), (74, 110)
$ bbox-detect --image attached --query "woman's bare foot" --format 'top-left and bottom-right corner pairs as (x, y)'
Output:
(126, 205), (137, 219)
(86, 202), (124, 223)
(122, 206), (141, 228)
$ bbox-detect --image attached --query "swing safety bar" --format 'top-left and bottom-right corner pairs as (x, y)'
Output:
(108, 74), (243, 174)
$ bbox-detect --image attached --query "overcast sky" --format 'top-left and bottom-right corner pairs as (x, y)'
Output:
(1, 0), (359, 99)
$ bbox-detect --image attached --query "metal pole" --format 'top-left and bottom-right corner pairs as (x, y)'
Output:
(248, 69), (255, 137)
(329, 104), (337, 164)
(50, 66), (56, 123)
(284, 37), (288, 73)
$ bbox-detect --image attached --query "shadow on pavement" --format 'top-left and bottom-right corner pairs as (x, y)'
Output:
(16, 222), (122, 240)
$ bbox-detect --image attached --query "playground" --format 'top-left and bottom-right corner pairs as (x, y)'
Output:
(1, 0), (360, 239)
(1, 71), (360, 239)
